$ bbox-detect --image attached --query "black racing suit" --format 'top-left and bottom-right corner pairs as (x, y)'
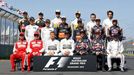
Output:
(91, 38), (106, 70)
(91, 25), (105, 40)
(73, 24), (88, 41)
(18, 18), (30, 32)
(35, 19), (45, 28)
(74, 39), (90, 55)
(58, 23), (71, 34)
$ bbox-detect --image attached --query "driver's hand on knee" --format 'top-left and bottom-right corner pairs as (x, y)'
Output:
(96, 52), (100, 55)
(63, 51), (70, 56)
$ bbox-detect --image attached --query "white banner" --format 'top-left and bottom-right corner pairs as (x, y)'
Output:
(0, 0), (24, 15)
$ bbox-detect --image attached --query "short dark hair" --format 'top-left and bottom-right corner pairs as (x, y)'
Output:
(107, 10), (113, 15)
(45, 19), (51, 23)
(95, 19), (101, 22)
(112, 19), (118, 23)
(23, 11), (28, 15)
(50, 31), (55, 34)
(77, 18), (82, 23)
(29, 17), (35, 21)
(90, 13), (96, 17)
(38, 12), (44, 16)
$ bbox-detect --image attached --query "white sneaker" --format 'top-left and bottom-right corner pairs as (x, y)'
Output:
(108, 67), (112, 72)
(120, 67), (124, 72)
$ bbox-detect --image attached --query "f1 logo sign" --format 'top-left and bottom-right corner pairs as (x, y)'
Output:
(45, 57), (58, 67)
(45, 57), (69, 68)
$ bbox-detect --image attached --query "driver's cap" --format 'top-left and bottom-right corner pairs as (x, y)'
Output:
(55, 10), (61, 13)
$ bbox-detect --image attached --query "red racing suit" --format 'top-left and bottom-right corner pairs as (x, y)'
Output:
(27, 40), (44, 68)
(10, 40), (28, 70)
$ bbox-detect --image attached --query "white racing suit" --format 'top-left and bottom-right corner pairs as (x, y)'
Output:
(59, 38), (75, 56)
(24, 25), (39, 42)
(103, 18), (113, 36)
(106, 40), (125, 68)
(86, 21), (96, 40)
(51, 17), (62, 28)
(41, 27), (54, 43)
(45, 39), (60, 56)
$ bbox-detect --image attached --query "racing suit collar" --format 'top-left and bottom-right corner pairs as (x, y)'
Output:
(95, 24), (101, 27)
(108, 18), (113, 21)
(23, 17), (28, 20)
(65, 38), (70, 40)
(19, 40), (24, 42)
(91, 20), (96, 23)
(50, 39), (55, 41)
(112, 25), (118, 27)
(45, 26), (50, 28)
(56, 17), (61, 19)
(37, 18), (43, 21)
(30, 24), (36, 26)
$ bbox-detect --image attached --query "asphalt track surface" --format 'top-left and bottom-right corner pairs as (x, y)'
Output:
(0, 57), (134, 75)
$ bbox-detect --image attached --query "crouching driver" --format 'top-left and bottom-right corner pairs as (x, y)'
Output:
(27, 32), (45, 71)
(10, 32), (28, 72)
(107, 37), (125, 72)
(74, 32), (90, 55)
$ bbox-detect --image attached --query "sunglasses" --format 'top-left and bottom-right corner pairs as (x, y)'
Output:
(45, 22), (50, 24)
(34, 34), (39, 37)
(20, 34), (24, 36)
(56, 12), (60, 14)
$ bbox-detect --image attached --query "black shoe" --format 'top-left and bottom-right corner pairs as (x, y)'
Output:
(116, 67), (120, 70)
(102, 68), (106, 72)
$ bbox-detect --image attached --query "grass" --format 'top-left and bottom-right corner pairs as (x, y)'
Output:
(124, 54), (134, 56)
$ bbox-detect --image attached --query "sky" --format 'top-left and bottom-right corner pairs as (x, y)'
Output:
(5, 0), (134, 39)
